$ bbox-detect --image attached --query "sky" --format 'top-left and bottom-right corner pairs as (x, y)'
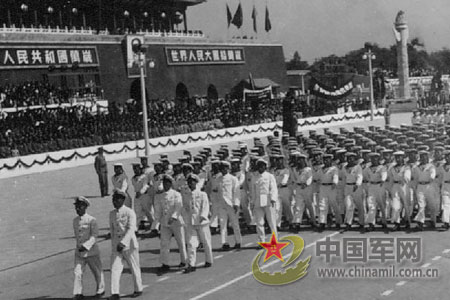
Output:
(187, 0), (450, 63)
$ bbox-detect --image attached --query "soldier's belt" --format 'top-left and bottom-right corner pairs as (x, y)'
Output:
(370, 181), (382, 184)
(321, 183), (333, 186)
(346, 183), (357, 185)
(444, 181), (450, 184)
(418, 181), (431, 185)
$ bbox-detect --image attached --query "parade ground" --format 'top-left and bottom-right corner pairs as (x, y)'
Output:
(2, 112), (450, 300)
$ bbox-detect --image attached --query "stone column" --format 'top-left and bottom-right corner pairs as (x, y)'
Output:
(393, 11), (410, 99)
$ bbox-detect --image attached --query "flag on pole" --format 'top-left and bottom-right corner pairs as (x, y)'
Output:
(226, 4), (233, 28)
(265, 5), (272, 32)
(249, 72), (256, 90)
(231, 2), (243, 29)
(251, 5), (257, 33)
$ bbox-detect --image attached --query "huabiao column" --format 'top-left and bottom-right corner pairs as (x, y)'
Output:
(393, 11), (410, 99)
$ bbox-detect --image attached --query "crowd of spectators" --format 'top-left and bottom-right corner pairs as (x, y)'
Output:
(0, 80), (71, 108)
(0, 94), (367, 159)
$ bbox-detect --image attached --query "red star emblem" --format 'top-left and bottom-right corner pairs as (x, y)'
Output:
(258, 232), (289, 262)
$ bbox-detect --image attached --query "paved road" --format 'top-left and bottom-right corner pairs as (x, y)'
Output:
(2, 113), (448, 300)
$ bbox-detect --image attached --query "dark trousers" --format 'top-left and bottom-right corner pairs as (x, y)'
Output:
(97, 171), (108, 196)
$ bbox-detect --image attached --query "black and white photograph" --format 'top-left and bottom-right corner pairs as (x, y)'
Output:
(1, 0), (450, 299)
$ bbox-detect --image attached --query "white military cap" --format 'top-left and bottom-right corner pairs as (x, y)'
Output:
(74, 196), (90, 206)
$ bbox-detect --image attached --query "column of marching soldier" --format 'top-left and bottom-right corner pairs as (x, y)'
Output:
(73, 114), (450, 299)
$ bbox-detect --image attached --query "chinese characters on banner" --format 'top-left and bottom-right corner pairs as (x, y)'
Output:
(0, 47), (99, 69)
(166, 47), (245, 65)
(243, 86), (272, 102)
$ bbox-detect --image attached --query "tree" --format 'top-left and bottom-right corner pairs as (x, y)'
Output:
(286, 51), (309, 70)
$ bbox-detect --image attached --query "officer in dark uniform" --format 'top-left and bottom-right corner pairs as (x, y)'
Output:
(94, 147), (109, 197)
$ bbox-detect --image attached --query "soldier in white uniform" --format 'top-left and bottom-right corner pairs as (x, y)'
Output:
(109, 192), (143, 300)
(317, 154), (341, 232)
(140, 156), (154, 178)
(364, 152), (388, 233)
(231, 158), (252, 231)
(413, 150), (438, 230)
(342, 152), (365, 233)
(389, 151), (412, 232)
(291, 153), (315, 230)
(131, 163), (152, 232)
(437, 150), (450, 230)
(111, 163), (132, 208)
(72, 196), (105, 300)
(250, 158), (278, 242)
(363, 153), (387, 232)
(205, 160), (221, 234)
(154, 175), (187, 273)
(274, 155), (293, 229)
(183, 174), (213, 273)
(218, 161), (242, 250)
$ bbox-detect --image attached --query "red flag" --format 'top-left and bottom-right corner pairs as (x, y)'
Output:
(226, 4), (233, 28)
(251, 5), (257, 33)
(231, 3), (243, 29)
(265, 5), (272, 32)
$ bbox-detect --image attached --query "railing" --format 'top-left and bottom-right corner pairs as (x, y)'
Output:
(136, 29), (205, 38)
(0, 24), (205, 38)
(0, 24), (95, 35)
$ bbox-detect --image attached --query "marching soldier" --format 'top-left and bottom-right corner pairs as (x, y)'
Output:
(364, 152), (389, 233)
(389, 151), (412, 231)
(335, 149), (347, 224)
(131, 163), (152, 232)
(250, 159), (278, 242)
(183, 174), (213, 273)
(317, 154), (341, 232)
(72, 196), (105, 300)
(109, 192), (143, 300)
(342, 152), (365, 233)
(172, 162), (184, 192)
(154, 175), (187, 273)
(274, 154), (293, 229)
(413, 150), (438, 230)
(291, 153), (316, 230)
(437, 150), (450, 230)
(217, 161), (242, 250)
(205, 160), (221, 234)
(111, 163), (132, 208)
(140, 156), (154, 177)
(148, 162), (165, 232)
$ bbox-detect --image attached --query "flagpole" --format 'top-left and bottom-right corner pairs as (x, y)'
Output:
(226, 3), (229, 41)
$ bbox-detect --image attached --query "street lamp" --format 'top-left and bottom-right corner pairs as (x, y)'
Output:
(131, 38), (151, 156)
(363, 44), (376, 121)
(20, 4), (28, 27)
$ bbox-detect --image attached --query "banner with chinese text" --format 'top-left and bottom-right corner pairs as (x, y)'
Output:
(0, 46), (99, 69)
(166, 47), (245, 65)
(243, 86), (272, 102)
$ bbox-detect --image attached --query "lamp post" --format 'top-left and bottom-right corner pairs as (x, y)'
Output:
(20, 4), (28, 27)
(363, 44), (376, 121)
(131, 38), (152, 156)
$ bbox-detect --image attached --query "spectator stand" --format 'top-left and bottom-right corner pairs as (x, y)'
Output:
(0, 109), (385, 179)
